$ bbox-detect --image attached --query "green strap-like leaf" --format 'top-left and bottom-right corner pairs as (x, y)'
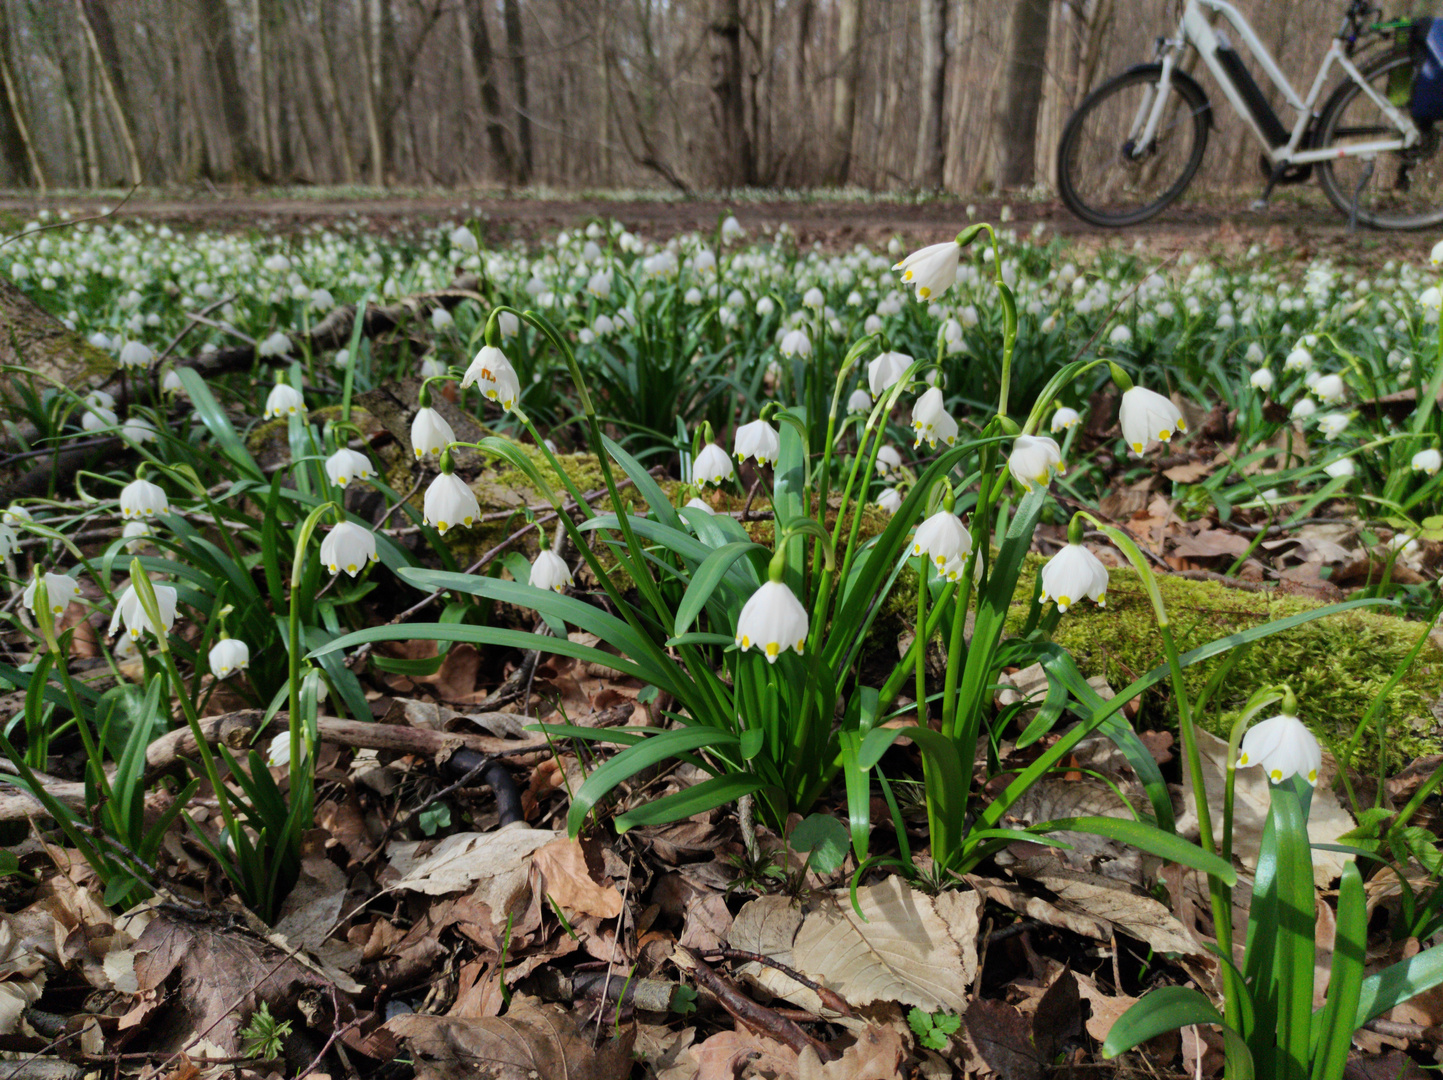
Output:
(1312, 862), (1366, 1080)
(566, 727), (741, 835)
(672, 541), (765, 638)
(1044, 816), (1236, 884)
(1355, 940), (1443, 1029)
(613, 773), (766, 831)
(1102, 986), (1253, 1078)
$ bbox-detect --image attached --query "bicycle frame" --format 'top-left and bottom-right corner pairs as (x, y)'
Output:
(1138, 0), (1419, 166)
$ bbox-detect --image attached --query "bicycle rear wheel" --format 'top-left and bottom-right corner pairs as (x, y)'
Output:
(1058, 65), (1210, 227)
(1316, 49), (1443, 230)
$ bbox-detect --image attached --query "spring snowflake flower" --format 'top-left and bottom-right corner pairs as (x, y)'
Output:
(847, 389), (872, 415)
(1291, 397), (1317, 420)
(1108, 324), (1133, 345)
(2, 505), (30, 526)
(721, 215), (745, 242)
(1324, 458), (1356, 479)
(529, 549), (573, 593)
(1421, 286), (1443, 316)
(462, 346), (522, 411)
(1284, 348), (1313, 373)
(119, 478), (169, 519)
(876, 445), (903, 477)
(109, 581), (178, 641)
(1039, 544), (1109, 613)
(911, 387), (958, 449)
(734, 580), (809, 663)
(498, 311), (520, 339)
(1249, 368), (1275, 392)
(1313, 374), (1346, 405)
(23, 571), (81, 615)
(802, 287), (825, 310)
(1245, 342), (1265, 364)
(264, 382), (306, 419)
(1431, 239), (1443, 266)
(423, 472), (480, 534)
(118, 340), (155, 370)
(683, 497), (716, 516)
(1414, 448), (1442, 475)
(325, 448), (374, 488)
(868, 351), (912, 398)
(258, 331), (292, 358)
(1008, 435), (1065, 492)
(1238, 712), (1321, 785)
(123, 520), (154, 553)
(587, 271), (612, 298)
(431, 307), (454, 332)
(122, 417), (157, 445)
(411, 407), (456, 459)
(450, 225), (478, 253)
(693, 443), (736, 487)
(161, 369), (183, 395)
(893, 241), (961, 302)
(1317, 412), (1350, 440)
(684, 287), (703, 305)
(321, 522), (378, 576)
(875, 487), (903, 514)
(779, 328), (812, 358)
(1050, 407), (1082, 434)
(734, 420), (780, 467)
(1119, 386), (1186, 455)
(911, 510), (972, 582)
(209, 638), (251, 679)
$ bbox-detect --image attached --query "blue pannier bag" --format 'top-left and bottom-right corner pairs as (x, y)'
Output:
(1410, 18), (1443, 124)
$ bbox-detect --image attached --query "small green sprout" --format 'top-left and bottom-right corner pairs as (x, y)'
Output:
(907, 1006), (961, 1051)
(240, 1001), (293, 1061)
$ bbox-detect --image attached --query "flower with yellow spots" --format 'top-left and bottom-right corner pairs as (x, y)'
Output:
(734, 580), (809, 664)
(320, 521), (378, 577)
(1238, 711), (1322, 786)
(1039, 543), (1108, 613)
(422, 471), (480, 536)
(892, 241), (961, 303)
(1119, 385), (1186, 456)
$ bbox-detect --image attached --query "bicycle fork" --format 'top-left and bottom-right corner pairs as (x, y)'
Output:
(1131, 48), (1182, 156)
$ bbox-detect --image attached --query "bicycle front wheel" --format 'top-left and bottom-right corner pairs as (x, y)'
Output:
(1058, 66), (1210, 227)
(1316, 49), (1443, 230)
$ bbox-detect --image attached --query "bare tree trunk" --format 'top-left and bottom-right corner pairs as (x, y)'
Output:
(196, 0), (259, 179)
(913, 0), (945, 189)
(503, 0), (532, 183)
(709, 0), (753, 187)
(0, 3), (43, 188)
(755, 0), (775, 183)
(357, 0), (385, 184)
(995, 0), (1050, 188)
(789, 0), (812, 179)
(463, 0), (516, 181)
(311, 0), (356, 184)
(74, 0), (142, 184)
(828, 0), (861, 184)
(78, 42), (99, 187)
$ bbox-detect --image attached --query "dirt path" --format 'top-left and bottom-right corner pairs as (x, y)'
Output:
(0, 189), (1423, 266)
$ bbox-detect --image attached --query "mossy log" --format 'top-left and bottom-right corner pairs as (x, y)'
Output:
(0, 270), (115, 417)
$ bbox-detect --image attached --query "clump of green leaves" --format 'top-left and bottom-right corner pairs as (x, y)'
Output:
(907, 1006), (961, 1050)
(239, 1001), (292, 1061)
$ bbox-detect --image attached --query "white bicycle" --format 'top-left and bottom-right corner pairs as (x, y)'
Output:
(1058, 0), (1443, 229)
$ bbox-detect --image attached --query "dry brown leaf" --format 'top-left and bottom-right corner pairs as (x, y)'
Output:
(1170, 529), (1251, 559)
(387, 1001), (635, 1080)
(0, 915), (46, 1034)
(726, 880), (979, 1014)
(799, 1025), (907, 1080)
(961, 998), (1043, 1080)
(530, 837), (623, 919)
(1161, 460), (1215, 483)
(1072, 971), (1136, 1043)
(272, 839), (349, 951)
(678, 892), (734, 954)
(685, 1028), (800, 1080)
(1009, 862), (1201, 956)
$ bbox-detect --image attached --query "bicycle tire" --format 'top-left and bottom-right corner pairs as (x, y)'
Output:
(1058, 65), (1211, 228)
(1315, 49), (1443, 230)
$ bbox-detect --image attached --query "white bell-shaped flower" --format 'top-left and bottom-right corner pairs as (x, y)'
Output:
(802, 286), (825, 310)
(411, 407), (456, 459)
(1, 505), (30, 526)
(1284, 347), (1313, 372)
(911, 510), (972, 582)
(847, 389), (872, 415)
(867, 351), (912, 398)
(734, 420), (780, 467)
(1007, 434), (1065, 492)
(1313, 374), (1346, 405)
(109, 581), (178, 641)
(910, 387), (958, 449)
(1324, 457), (1356, 479)
(23, 571), (81, 615)
(320, 522), (378, 576)
(587, 271), (612, 298)
(1249, 368), (1275, 392)
(1291, 397), (1317, 420)
(734, 580), (809, 663)
(876, 445), (903, 477)
(264, 382), (305, 419)
(721, 215), (745, 242)
(498, 311), (520, 338)
(1317, 412), (1350, 440)
(875, 487), (903, 514)
(1238, 712), (1322, 785)
(461, 346), (521, 411)
(893, 241), (961, 302)
(449, 224), (478, 253)
(258, 331), (292, 358)
(529, 549), (573, 593)
(118, 340), (155, 369)
(683, 497), (716, 516)
(693, 443), (736, 487)
(122, 418), (157, 445)
(423, 472), (480, 534)
(1039, 543), (1109, 613)
(779, 328), (812, 358)
(1050, 407), (1082, 434)
(325, 448), (374, 488)
(1413, 447), (1442, 475)
(209, 638), (251, 679)
(122, 520), (153, 553)
(1119, 386), (1186, 455)
(119, 477), (169, 519)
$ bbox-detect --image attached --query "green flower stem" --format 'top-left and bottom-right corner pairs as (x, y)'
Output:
(288, 502), (340, 789)
(816, 336), (878, 531)
(127, 560), (240, 847)
(31, 580), (108, 797)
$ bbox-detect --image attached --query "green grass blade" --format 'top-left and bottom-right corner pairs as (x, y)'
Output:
(1102, 987), (1252, 1077)
(1312, 862), (1366, 1080)
(613, 773), (766, 831)
(672, 541), (765, 638)
(1043, 816), (1236, 884)
(566, 727), (740, 835)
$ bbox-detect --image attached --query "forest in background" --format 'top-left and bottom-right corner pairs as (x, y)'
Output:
(0, 0), (1436, 198)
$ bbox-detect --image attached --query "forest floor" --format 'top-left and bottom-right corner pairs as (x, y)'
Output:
(0, 186), (1408, 267)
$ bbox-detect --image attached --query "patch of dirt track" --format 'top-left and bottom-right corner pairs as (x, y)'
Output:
(0, 189), (1423, 267)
